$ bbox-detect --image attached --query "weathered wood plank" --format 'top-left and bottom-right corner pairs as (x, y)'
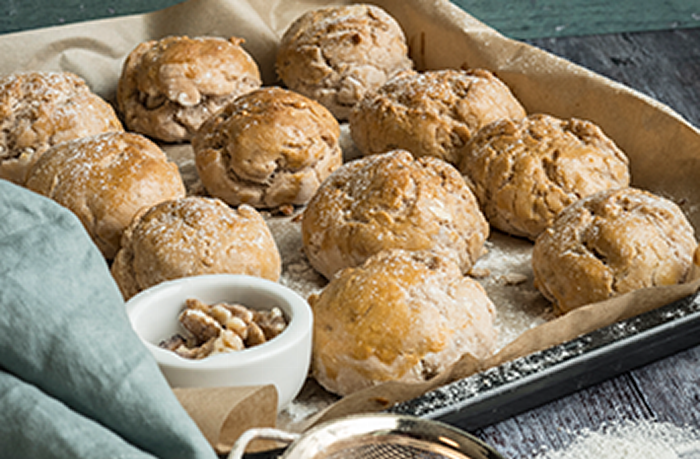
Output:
(629, 345), (700, 428)
(527, 28), (700, 128)
(473, 375), (655, 458)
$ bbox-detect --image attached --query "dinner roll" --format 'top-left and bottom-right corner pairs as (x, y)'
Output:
(532, 187), (698, 314)
(276, 4), (412, 120)
(117, 35), (262, 142)
(349, 68), (526, 165)
(192, 87), (342, 211)
(25, 132), (186, 259)
(111, 197), (281, 300)
(0, 71), (123, 185)
(460, 114), (630, 240)
(301, 150), (488, 279)
(310, 249), (498, 396)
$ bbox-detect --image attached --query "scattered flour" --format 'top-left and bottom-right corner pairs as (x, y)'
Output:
(532, 419), (700, 459)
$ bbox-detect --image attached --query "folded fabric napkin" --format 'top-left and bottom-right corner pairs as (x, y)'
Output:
(0, 179), (217, 458)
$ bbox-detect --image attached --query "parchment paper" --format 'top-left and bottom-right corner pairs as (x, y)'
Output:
(2, 0), (699, 450)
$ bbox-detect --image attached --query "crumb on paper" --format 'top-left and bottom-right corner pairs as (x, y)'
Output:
(500, 272), (528, 285)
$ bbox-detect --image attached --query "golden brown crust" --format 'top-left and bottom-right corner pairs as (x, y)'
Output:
(460, 114), (630, 240)
(310, 249), (497, 396)
(0, 71), (123, 185)
(301, 150), (489, 279)
(276, 4), (412, 120)
(192, 87), (342, 210)
(117, 36), (262, 142)
(532, 187), (698, 314)
(25, 132), (185, 259)
(111, 197), (282, 300)
(349, 68), (526, 165)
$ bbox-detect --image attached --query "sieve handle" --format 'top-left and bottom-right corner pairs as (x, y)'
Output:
(227, 427), (300, 459)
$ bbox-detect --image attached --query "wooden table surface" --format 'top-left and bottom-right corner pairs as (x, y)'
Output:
(2, 1), (700, 457)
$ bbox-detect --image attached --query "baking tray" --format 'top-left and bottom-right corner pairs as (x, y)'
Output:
(388, 289), (700, 430)
(240, 289), (700, 458)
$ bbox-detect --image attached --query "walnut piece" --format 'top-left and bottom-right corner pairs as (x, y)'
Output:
(159, 297), (289, 359)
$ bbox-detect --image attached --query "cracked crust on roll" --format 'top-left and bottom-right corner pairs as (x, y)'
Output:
(349, 68), (526, 166)
(276, 4), (413, 121)
(111, 197), (281, 300)
(117, 36), (262, 142)
(192, 87), (343, 210)
(0, 71), (123, 185)
(460, 114), (630, 240)
(310, 249), (498, 396)
(25, 132), (185, 260)
(301, 150), (489, 280)
(532, 187), (698, 314)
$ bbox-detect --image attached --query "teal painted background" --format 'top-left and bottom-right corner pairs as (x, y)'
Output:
(453, 0), (700, 38)
(1, 0), (700, 38)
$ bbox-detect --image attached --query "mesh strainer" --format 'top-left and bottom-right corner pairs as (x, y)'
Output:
(228, 413), (505, 459)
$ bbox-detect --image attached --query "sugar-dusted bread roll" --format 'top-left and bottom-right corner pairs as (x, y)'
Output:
(460, 114), (630, 240)
(111, 197), (281, 300)
(301, 150), (488, 279)
(25, 132), (185, 260)
(350, 68), (526, 165)
(117, 35), (262, 142)
(532, 187), (698, 314)
(276, 4), (412, 120)
(192, 87), (342, 211)
(0, 71), (123, 185)
(310, 249), (498, 396)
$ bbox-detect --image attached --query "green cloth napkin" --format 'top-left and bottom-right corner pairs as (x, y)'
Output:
(0, 179), (217, 459)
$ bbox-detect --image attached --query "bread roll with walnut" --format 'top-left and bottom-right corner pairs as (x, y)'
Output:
(532, 187), (698, 314)
(460, 114), (630, 240)
(301, 150), (488, 279)
(111, 197), (281, 300)
(276, 4), (412, 120)
(310, 249), (498, 396)
(117, 35), (262, 142)
(0, 71), (123, 185)
(192, 87), (342, 211)
(350, 68), (526, 165)
(25, 132), (185, 260)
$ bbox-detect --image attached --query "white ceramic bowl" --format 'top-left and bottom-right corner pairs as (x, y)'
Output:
(125, 274), (313, 411)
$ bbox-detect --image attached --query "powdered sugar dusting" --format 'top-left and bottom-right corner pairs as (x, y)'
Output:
(471, 231), (554, 350)
(266, 213), (327, 300)
(532, 419), (700, 459)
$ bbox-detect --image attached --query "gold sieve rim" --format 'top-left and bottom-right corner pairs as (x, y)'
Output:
(229, 413), (505, 459)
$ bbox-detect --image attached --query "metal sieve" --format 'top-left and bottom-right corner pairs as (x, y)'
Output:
(228, 413), (505, 459)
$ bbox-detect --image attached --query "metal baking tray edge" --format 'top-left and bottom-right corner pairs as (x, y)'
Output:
(387, 290), (700, 431)
(240, 291), (700, 458)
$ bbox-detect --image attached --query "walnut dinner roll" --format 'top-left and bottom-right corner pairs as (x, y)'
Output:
(532, 187), (698, 314)
(25, 132), (186, 260)
(192, 87), (342, 211)
(0, 71), (123, 185)
(301, 150), (489, 280)
(350, 68), (526, 165)
(311, 249), (498, 396)
(117, 35), (262, 142)
(111, 197), (282, 300)
(276, 4), (413, 120)
(460, 114), (631, 240)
